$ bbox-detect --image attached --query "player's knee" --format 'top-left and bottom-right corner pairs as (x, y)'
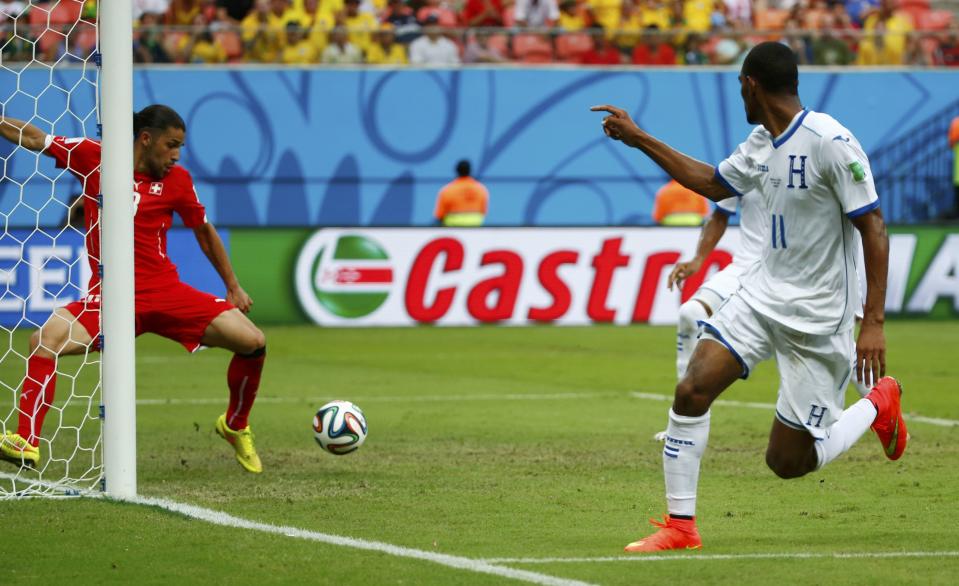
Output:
(28, 330), (43, 354)
(677, 299), (709, 333)
(237, 327), (265, 355)
(673, 378), (710, 416)
(32, 327), (63, 359)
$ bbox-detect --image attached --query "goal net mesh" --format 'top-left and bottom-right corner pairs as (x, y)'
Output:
(0, 0), (100, 497)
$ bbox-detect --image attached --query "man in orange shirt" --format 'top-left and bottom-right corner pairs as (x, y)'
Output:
(434, 160), (489, 227)
(652, 179), (711, 226)
(949, 116), (959, 219)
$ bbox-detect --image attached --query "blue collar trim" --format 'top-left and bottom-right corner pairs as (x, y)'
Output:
(772, 109), (809, 149)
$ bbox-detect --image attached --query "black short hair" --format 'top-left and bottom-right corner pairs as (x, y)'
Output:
(741, 42), (799, 96)
(456, 159), (471, 177)
(133, 104), (185, 137)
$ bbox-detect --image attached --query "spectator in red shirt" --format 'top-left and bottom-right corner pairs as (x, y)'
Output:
(581, 32), (622, 65)
(462, 0), (505, 27)
(631, 25), (676, 65)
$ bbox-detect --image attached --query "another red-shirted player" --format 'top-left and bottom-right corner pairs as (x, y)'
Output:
(0, 105), (267, 473)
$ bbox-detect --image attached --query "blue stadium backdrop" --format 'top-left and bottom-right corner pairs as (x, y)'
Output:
(1, 67), (958, 228)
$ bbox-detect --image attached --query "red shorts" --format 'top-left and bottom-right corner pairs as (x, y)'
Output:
(64, 281), (236, 352)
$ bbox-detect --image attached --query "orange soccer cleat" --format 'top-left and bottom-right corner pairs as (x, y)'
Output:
(866, 376), (908, 461)
(624, 515), (702, 552)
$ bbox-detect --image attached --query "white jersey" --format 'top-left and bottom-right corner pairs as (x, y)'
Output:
(716, 189), (764, 271)
(715, 109), (878, 335)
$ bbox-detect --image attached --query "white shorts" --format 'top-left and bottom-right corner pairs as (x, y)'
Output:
(700, 293), (855, 439)
(693, 263), (746, 312)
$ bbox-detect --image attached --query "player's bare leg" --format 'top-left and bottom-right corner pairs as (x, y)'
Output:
(202, 309), (266, 473)
(657, 298), (714, 442)
(626, 339), (742, 552)
(1, 308), (92, 467)
(765, 420), (818, 478)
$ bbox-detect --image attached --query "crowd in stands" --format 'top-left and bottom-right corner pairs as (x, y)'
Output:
(0, 0), (957, 66)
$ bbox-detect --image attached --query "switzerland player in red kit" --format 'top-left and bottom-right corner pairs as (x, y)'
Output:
(0, 105), (267, 473)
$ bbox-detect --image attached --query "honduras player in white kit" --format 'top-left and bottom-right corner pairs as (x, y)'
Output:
(593, 42), (907, 552)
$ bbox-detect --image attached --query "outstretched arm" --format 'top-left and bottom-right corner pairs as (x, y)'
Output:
(193, 222), (253, 313)
(0, 116), (49, 152)
(667, 208), (730, 290)
(591, 105), (731, 202)
(851, 208), (888, 385)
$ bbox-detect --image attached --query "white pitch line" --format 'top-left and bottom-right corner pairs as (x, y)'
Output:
(0, 469), (593, 586)
(124, 495), (596, 586)
(482, 551), (959, 564)
(630, 391), (959, 428)
(134, 392), (616, 406)
(51, 389), (959, 427)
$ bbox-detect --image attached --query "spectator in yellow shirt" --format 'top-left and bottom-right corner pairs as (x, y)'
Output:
(681, 0), (712, 33)
(366, 24), (408, 65)
(281, 21), (320, 63)
(558, 0), (589, 31)
(343, 0), (378, 54)
(857, 0), (913, 65)
(242, 0), (292, 62)
(590, 0), (623, 32)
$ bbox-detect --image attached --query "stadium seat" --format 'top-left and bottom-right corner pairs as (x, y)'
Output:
(753, 9), (790, 31)
(485, 33), (509, 57)
(917, 10), (953, 30)
(554, 32), (594, 63)
(68, 20), (97, 58)
(28, 0), (84, 54)
(512, 33), (553, 63)
(920, 36), (940, 63)
(803, 7), (828, 30)
(898, 0), (931, 11)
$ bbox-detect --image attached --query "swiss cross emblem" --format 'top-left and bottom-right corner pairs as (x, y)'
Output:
(149, 182), (163, 196)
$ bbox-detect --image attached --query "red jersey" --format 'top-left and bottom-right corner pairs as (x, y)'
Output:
(45, 136), (208, 294)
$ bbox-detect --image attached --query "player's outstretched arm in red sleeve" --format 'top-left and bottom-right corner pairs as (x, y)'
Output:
(193, 222), (253, 313)
(0, 117), (49, 152)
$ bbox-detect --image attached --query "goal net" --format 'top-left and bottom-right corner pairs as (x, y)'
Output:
(0, 0), (101, 497)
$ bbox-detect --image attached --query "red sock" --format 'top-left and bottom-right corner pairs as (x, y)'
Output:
(18, 355), (57, 447)
(225, 350), (265, 431)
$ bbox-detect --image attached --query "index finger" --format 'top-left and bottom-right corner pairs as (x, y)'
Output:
(590, 105), (624, 116)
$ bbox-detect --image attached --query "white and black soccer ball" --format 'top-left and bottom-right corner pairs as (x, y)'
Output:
(313, 400), (368, 455)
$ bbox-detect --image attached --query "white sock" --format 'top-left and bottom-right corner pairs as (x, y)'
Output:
(676, 300), (708, 381)
(664, 408), (710, 517)
(849, 360), (872, 398)
(852, 378), (871, 398)
(814, 398), (877, 469)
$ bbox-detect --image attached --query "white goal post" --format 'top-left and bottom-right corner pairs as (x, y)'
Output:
(100, 0), (136, 498)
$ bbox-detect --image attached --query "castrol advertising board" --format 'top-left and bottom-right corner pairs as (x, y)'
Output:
(293, 228), (741, 326)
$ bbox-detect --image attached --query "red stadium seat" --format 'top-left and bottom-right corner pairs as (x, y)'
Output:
(916, 10), (953, 30)
(753, 9), (790, 31)
(28, 0), (84, 54)
(555, 32), (594, 63)
(485, 33), (509, 57)
(512, 33), (553, 63)
(898, 0), (931, 10)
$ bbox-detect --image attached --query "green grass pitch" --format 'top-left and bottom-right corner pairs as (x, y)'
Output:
(2, 321), (958, 585)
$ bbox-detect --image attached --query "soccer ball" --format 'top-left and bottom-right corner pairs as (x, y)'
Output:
(313, 400), (368, 455)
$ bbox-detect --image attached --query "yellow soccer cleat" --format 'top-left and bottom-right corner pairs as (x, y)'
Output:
(215, 414), (262, 474)
(0, 432), (40, 468)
